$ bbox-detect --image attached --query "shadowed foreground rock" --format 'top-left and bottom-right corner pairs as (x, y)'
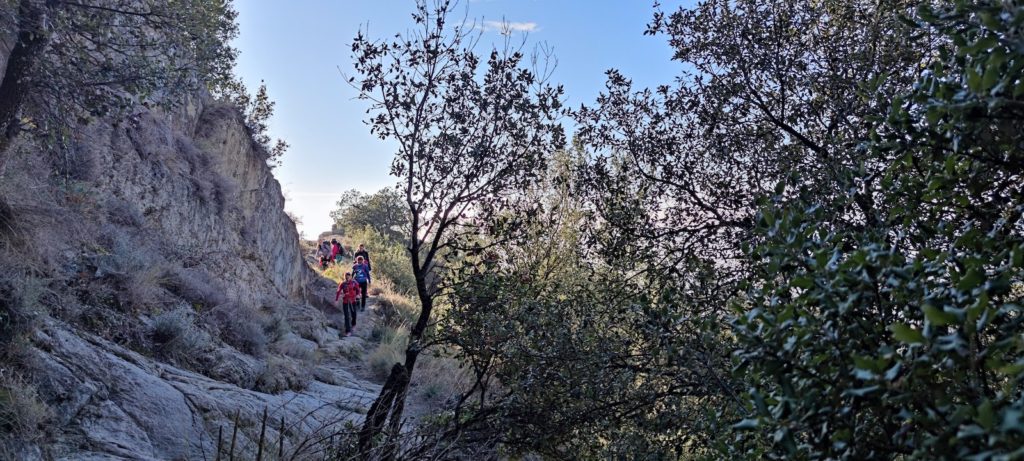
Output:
(27, 320), (378, 460)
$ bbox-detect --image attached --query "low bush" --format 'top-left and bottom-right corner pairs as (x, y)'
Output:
(104, 197), (144, 227)
(56, 141), (98, 182)
(162, 267), (226, 309)
(272, 338), (317, 363)
(262, 311), (291, 343)
(254, 356), (310, 393)
(122, 264), (171, 310)
(0, 372), (51, 440)
(208, 172), (239, 215)
(151, 308), (211, 365)
(207, 303), (269, 357)
(0, 275), (46, 350)
(0, 200), (18, 249)
(96, 224), (172, 310)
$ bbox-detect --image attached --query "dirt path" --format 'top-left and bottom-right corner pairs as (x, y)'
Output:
(314, 294), (436, 430)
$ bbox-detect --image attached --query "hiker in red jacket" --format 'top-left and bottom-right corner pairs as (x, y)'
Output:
(330, 239), (343, 266)
(334, 272), (361, 336)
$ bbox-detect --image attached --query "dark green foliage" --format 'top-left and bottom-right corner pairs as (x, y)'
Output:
(428, 0), (1024, 459)
(0, 0), (239, 151)
(731, 1), (1024, 458)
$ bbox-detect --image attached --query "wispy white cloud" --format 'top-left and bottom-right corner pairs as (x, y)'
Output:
(477, 20), (539, 34)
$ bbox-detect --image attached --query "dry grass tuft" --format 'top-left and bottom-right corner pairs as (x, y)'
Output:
(374, 286), (418, 328)
(151, 308), (212, 365)
(367, 324), (408, 380)
(104, 197), (144, 227)
(161, 267), (227, 309)
(254, 356), (310, 393)
(207, 303), (270, 357)
(410, 352), (470, 405)
(0, 372), (51, 440)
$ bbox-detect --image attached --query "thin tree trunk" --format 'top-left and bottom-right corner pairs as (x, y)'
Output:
(0, 0), (49, 157)
(360, 268), (434, 455)
(359, 362), (409, 455)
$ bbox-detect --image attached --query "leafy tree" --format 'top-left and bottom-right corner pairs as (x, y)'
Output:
(347, 0), (564, 453)
(423, 0), (1024, 458)
(329, 188), (409, 243)
(491, 0), (937, 455)
(731, 1), (1024, 458)
(576, 0), (930, 268)
(213, 78), (289, 167)
(0, 0), (239, 157)
(435, 148), (737, 457)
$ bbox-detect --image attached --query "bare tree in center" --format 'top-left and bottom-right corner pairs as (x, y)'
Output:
(348, 0), (565, 454)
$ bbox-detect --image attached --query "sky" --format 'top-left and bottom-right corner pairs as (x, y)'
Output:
(232, 0), (691, 238)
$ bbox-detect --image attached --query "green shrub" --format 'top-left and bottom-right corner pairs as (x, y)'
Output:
(321, 264), (347, 283)
(729, 2), (1024, 458)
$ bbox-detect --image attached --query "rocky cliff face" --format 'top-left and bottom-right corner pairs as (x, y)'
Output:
(78, 95), (309, 306)
(0, 19), (374, 461)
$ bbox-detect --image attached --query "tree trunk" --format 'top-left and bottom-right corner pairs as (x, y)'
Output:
(359, 271), (434, 455)
(0, 0), (49, 158)
(359, 362), (409, 456)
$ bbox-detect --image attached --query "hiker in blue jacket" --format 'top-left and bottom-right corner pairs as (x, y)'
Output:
(352, 256), (371, 311)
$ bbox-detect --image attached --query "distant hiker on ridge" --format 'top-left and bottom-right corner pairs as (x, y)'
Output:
(352, 256), (371, 311)
(335, 272), (361, 336)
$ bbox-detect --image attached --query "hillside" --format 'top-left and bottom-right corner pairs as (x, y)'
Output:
(0, 15), (380, 461)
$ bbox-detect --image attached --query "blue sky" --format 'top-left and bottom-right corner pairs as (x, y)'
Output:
(232, 0), (691, 237)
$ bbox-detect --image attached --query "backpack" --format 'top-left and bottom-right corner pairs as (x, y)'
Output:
(353, 264), (369, 282)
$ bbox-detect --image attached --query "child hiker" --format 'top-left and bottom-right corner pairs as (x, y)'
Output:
(352, 256), (371, 311)
(335, 272), (361, 336)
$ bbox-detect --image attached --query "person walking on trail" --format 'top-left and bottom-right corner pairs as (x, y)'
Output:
(330, 239), (343, 266)
(317, 240), (331, 270)
(354, 244), (371, 271)
(335, 272), (361, 336)
(352, 256), (371, 311)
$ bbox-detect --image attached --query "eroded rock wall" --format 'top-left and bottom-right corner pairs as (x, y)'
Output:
(0, 7), (379, 460)
(77, 96), (311, 306)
